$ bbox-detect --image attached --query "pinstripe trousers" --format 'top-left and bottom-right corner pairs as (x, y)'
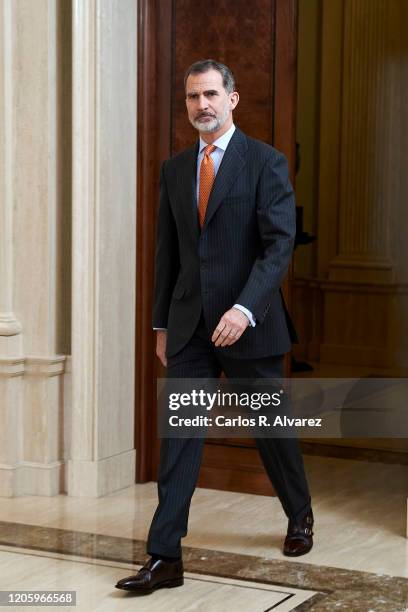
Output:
(147, 312), (312, 558)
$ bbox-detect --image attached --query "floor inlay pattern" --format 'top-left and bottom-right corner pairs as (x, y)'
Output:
(0, 521), (406, 611)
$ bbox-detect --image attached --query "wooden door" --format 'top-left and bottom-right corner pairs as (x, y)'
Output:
(136, 0), (297, 494)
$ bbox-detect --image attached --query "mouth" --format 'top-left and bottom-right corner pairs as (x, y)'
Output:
(196, 114), (215, 121)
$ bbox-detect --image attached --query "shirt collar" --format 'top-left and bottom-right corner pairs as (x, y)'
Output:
(199, 123), (236, 154)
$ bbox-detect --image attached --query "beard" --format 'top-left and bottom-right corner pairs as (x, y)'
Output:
(190, 104), (230, 133)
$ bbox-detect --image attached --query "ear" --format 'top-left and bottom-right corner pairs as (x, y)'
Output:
(230, 91), (239, 111)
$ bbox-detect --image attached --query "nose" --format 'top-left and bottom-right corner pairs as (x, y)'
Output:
(196, 94), (209, 110)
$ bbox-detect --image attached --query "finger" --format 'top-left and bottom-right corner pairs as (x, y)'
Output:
(212, 324), (226, 342)
(212, 321), (226, 342)
(220, 329), (236, 347)
(214, 327), (229, 346)
(222, 322), (248, 346)
(214, 327), (233, 346)
(227, 331), (243, 346)
(156, 351), (167, 367)
(220, 329), (241, 347)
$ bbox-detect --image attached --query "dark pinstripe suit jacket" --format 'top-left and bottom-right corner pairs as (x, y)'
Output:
(153, 126), (298, 359)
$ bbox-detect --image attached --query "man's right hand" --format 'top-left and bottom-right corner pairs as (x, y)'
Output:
(156, 330), (167, 367)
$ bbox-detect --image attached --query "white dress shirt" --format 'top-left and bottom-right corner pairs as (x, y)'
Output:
(154, 123), (256, 330)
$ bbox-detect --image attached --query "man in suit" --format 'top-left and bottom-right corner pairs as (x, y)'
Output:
(116, 59), (314, 595)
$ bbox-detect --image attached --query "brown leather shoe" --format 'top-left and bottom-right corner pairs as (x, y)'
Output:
(283, 508), (314, 557)
(115, 557), (184, 594)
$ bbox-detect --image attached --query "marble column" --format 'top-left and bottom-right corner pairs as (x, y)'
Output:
(0, 0), (69, 496)
(0, 1), (24, 498)
(68, 0), (137, 496)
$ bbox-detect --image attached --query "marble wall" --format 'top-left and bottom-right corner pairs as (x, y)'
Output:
(0, 0), (137, 497)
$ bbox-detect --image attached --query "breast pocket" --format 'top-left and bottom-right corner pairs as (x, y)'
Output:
(220, 194), (254, 227)
(222, 193), (250, 205)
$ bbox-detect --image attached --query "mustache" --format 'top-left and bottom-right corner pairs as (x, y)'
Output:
(196, 112), (216, 119)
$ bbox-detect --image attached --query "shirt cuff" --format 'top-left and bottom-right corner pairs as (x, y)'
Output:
(153, 328), (167, 331)
(233, 304), (256, 327)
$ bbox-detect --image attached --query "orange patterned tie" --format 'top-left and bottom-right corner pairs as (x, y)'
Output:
(198, 144), (216, 228)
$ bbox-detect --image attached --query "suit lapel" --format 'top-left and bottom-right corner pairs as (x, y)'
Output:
(202, 127), (248, 232)
(177, 142), (200, 244)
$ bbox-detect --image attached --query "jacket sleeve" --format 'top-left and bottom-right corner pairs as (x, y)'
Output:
(235, 150), (296, 324)
(152, 161), (180, 328)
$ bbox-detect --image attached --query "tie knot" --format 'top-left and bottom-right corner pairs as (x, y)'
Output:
(204, 144), (216, 156)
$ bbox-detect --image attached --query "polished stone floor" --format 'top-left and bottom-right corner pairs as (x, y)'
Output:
(0, 546), (319, 611)
(0, 454), (407, 611)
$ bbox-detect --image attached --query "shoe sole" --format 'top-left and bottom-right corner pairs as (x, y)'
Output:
(283, 542), (313, 557)
(115, 577), (184, 593)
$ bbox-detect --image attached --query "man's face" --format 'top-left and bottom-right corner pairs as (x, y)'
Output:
(185, 69), (239, 133)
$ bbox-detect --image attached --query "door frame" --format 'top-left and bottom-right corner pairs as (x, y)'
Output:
(135, 0), (298, 483)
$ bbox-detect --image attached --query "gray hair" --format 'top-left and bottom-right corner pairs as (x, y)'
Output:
(184, 59), (236, 94)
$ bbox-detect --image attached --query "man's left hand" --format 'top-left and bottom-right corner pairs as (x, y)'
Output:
(211, 308), (250, 347)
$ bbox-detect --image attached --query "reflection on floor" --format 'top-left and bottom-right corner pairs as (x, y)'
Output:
(0, 455), (406, 611)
